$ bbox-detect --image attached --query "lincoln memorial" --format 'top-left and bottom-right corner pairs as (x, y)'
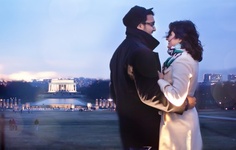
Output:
(48, 79), (77, 93)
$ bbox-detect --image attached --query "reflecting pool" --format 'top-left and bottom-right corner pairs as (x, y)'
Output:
(30, 98), (87, 106)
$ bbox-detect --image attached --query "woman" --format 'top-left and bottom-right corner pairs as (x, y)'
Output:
(158, 20), (203, 150)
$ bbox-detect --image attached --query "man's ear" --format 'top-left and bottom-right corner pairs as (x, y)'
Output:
(137, 23), (144, 30)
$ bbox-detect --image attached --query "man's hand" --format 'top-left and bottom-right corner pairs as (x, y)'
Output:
(186, 96), (196, 110)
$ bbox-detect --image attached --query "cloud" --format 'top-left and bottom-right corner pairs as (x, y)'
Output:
(5, 71), (59, 81)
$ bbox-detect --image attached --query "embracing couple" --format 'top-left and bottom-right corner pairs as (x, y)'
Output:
(110, 5), (203, 150)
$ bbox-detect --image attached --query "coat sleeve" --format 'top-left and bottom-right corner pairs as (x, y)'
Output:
(109, 53), (117, 104)
(109, 78), (116, 104)
(158, 54), (193, 107)
(131, 50), (186, 114)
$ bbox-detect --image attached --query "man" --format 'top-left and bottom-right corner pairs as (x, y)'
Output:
(34, 119), (39, 131)
(109, 6), (195, 150)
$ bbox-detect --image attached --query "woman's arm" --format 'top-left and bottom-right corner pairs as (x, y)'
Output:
(158, 55), (194, 107)
(131, 50), (186, 114)
(159, 71), (196, 109)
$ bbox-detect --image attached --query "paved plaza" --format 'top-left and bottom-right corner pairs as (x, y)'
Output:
(1, 109), (236, 150)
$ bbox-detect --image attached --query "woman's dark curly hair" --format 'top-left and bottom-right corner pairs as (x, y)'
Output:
(166, 20), (203, 62)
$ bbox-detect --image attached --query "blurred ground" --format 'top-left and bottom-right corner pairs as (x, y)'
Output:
(1, 109), (236, 150)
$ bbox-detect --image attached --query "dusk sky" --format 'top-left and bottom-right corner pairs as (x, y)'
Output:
(0, 0), (236, 81)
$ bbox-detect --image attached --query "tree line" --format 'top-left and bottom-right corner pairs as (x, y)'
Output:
(0, 80), (236, 109)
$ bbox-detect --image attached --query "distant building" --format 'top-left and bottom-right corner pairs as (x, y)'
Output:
(228, 74), (236, 82)
(203, 74), (222, 83)
(48, 79), (77, 93)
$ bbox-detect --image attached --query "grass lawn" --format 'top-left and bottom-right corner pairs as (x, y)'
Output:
(1, 109), (236, 150)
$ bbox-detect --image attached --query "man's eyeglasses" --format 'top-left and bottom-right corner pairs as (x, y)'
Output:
(144, 22), (155, 27)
